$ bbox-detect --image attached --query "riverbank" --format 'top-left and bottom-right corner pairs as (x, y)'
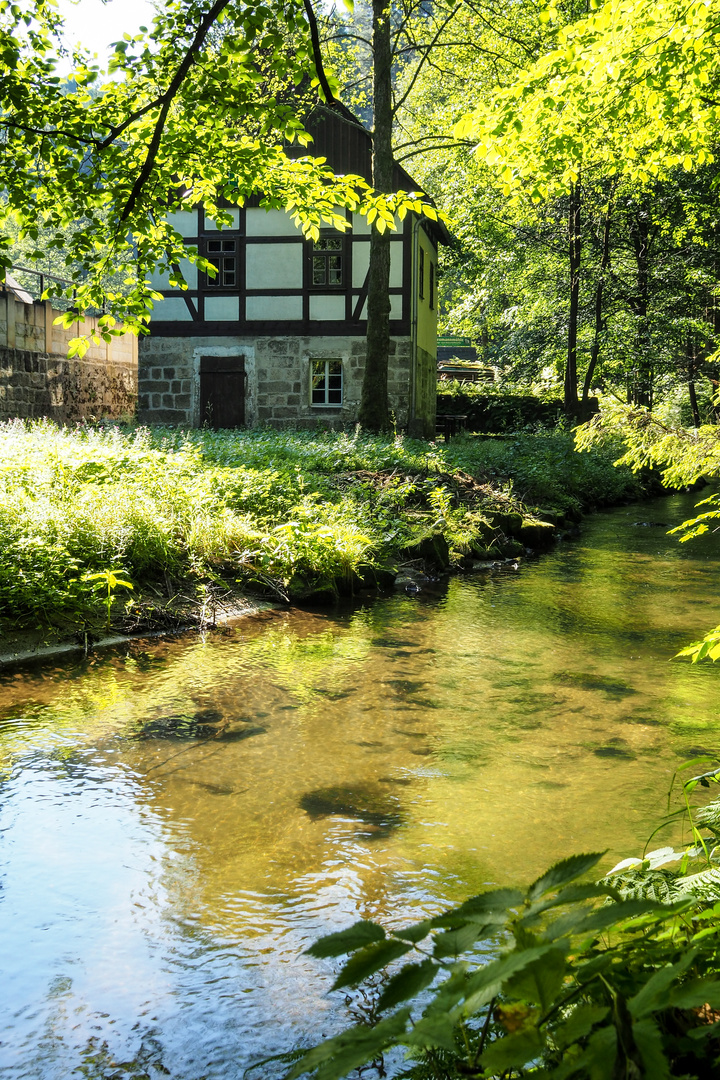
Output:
(0, 419), (647, 658)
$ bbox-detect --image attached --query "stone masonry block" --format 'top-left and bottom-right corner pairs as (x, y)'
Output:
(260, 380), (292, 394)
(267, 338), (299, 356)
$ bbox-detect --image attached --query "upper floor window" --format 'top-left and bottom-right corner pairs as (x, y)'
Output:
(419, 248), (425, 299)
(429, 261), (435, 310)
(206, 238), (237, 288)
(312, 234), (343, 287)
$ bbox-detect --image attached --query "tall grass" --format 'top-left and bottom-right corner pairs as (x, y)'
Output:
(0, 420), (644, 628)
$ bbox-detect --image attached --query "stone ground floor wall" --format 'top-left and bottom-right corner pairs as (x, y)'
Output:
(407, 345), (437, 440)
(138, 334), (431, 430)
(0, 347), (137, 423)
(0, 294), (138, 423)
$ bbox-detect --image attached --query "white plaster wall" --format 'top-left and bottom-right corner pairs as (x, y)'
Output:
(205, 209), (241, 230)
(357, 295), (403, 320)
(352, 241), (370, 287)
(246, 243), (303, 289)
(246, 209), (302, 236)
(352, 213), (371, 235)
(148, 265), (171, 289)
(148, 257), (197, 289)
(151, 296), (193, 321)
(167, 209), (198, 235)
(205, 296), (240, 321)
(246, 295), (303, 320)
(309, 294), (345, 320)
(390, 241), (403, 288)
(351, 239), (403, 286)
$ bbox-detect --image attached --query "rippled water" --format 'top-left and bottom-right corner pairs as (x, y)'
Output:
(1, 491), (719, 1078)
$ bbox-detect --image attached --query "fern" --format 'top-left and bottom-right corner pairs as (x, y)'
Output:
(675, 866), (720, 902)
(600, 869), (678, 903)
(694, 799), (720, 831)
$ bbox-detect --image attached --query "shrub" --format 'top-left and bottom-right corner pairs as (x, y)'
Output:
(283, 761), (720, 1080)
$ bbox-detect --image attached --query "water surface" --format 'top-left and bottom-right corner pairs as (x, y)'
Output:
(1, 491), (719, 1078)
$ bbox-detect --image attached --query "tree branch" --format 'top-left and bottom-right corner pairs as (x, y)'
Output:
(119, 0), (233, 221)
(395, 139), (474, 162)
(392, 3), (462, 115)
(303, 0), (336, 104)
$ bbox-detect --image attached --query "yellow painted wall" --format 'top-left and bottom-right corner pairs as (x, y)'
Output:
(409, 226), (438, 437)
(417, 228), (437, 357)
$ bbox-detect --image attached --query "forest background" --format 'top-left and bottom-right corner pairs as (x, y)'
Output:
(314, 0), (720, 424)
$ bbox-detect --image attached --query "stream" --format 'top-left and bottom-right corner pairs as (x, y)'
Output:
(1, 490), (719, 1078)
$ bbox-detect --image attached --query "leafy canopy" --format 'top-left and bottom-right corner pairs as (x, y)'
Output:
(0, 0), (433, 352)
(456, 0), (720, 198)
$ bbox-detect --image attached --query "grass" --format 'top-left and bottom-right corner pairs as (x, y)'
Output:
(0, 419), (646, 632)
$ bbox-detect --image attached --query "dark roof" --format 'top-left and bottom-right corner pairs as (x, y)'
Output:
(285, 102), (451, 246)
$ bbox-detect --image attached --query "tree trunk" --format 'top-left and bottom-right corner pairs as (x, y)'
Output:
(582, 202), (612, 407)
(358, 0), (393, 432)
(629, 208), (652, 408)
(564, 181), (581, 416)
(686, 334), (702, 427)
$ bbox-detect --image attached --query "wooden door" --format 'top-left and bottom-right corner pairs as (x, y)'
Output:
(199, 356), (245, 429)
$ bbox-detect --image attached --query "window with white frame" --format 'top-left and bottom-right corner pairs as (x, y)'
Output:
(311, 359), (342, 406)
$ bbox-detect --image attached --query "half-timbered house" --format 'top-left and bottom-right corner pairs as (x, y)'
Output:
(137, 102), (449, 436)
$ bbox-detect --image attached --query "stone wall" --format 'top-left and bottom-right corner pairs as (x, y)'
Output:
(0, 293), (137, 423)
(138, 334), (417, 429)
(407, 345), (437, 440)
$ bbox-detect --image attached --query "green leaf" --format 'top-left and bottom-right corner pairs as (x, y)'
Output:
(403, 1011), (458, 1052)
(285, 1008), (411, 1080)
(481, 1027), (544, 1072)
(629, 950), (697, 1018)
(305, 920), (385, 958)
(632, 1018), (670, 1079)
(553, 1004), (610, 1051)
(669, 978), (720, 1010)
(522, 883), (621, 922)
(432, 920), (494, 958)
(461, 945), (560, 1014)
(543, 899), (661, 942)
(431, 888), (523, 927)
(377, 959), (439, 1012)
(550, 1023), (617, 1080)
(527, 853), (606, 901)
(332, 939), (413, 990)
(393, 920), (432, 943)
(504, 946), (567, 1011)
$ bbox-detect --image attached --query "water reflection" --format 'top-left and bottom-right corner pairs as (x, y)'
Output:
(1, 490), (719, 1077)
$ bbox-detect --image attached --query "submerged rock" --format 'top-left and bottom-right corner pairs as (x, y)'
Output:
(134, 712), (222, 740)
(299, 784), (403, 835)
